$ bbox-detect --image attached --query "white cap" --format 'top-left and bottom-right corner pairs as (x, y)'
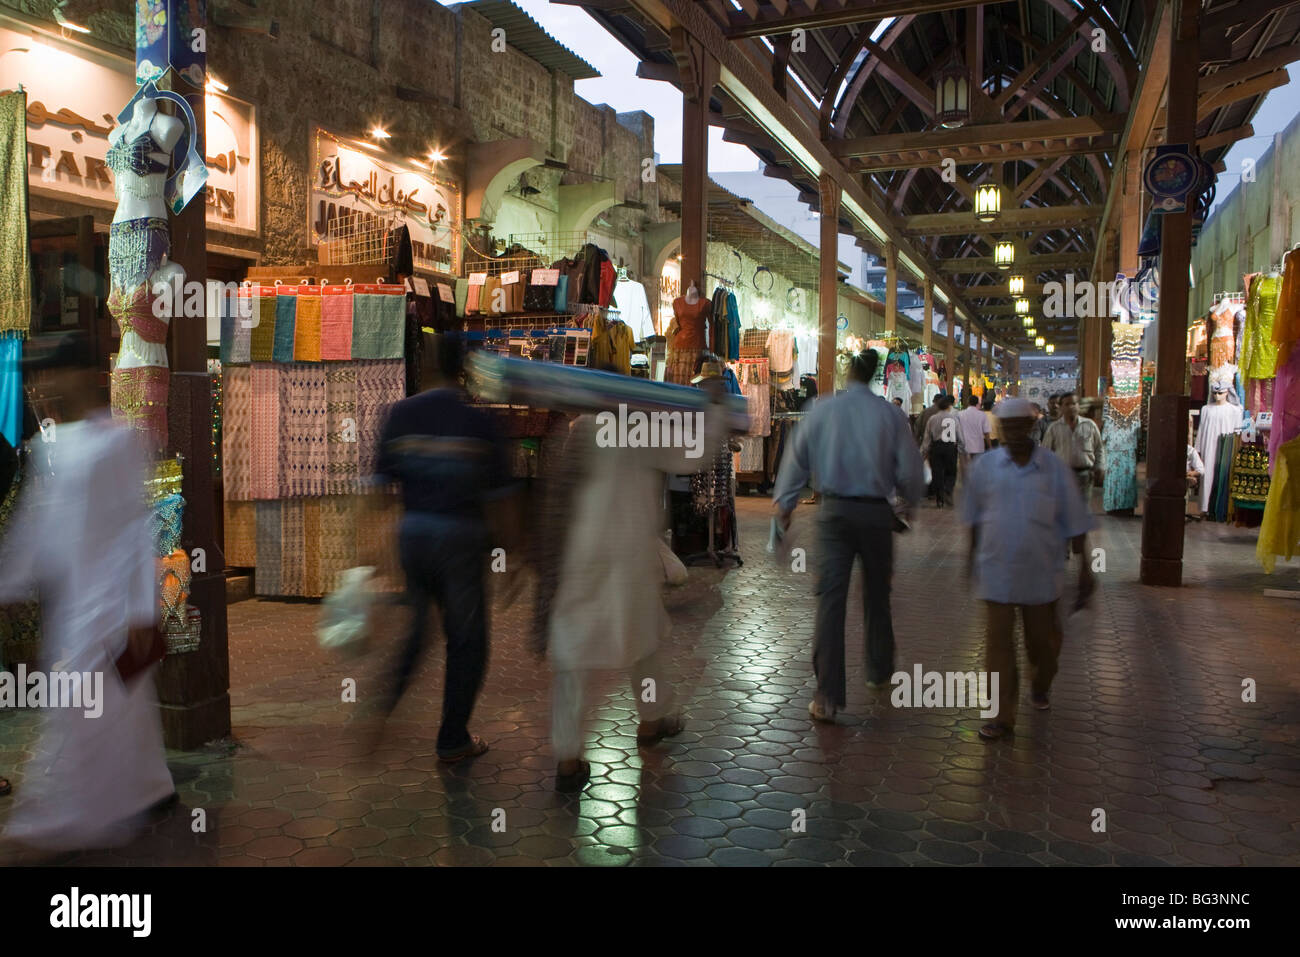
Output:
(994, 397), (1036, 419)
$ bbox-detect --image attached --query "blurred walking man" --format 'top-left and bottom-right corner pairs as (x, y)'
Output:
(957, 394), (991, 481)
(373, 333), (518, 763)
(0, 335), (173, 851)
(774, 350), (925, 722)
(1042, 391), (1104, 506)
(921, 395), (962, 507)
(960, 398), (1094, 741)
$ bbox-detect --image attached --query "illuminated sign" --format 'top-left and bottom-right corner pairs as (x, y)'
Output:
(309, 127), (462, 276)
(0, 23), (258, 234)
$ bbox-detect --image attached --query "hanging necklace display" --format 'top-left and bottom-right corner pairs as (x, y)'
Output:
(753, 265), (774, 294)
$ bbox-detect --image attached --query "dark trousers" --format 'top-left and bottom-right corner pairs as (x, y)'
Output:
(387, 511), (489, 754)
(929, 441), (958, 505)
(813, 498), (896, 707)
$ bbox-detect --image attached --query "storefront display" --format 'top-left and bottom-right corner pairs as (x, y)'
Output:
(1103, 322), (1144, 511)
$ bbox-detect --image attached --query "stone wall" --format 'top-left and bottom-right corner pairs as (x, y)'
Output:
(3, 0), (663, 272)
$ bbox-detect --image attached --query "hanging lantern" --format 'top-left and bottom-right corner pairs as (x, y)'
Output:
(1014, 298), (1029, 315)
(1026, 326), (1037, 337)
(994, 241), (1014, 270)
(935, 57), (970, 129)
(1008, 275), (1025, 296)
(974, 184), (1001, 223)
(1045, 343), (1055, 354)
(1022, 315), (1034, 327)
(1034, 336), (1045, 348)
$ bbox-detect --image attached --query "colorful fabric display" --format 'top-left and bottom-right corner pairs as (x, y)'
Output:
(294, 285), (324, 361)
(279, 363), (329, 498)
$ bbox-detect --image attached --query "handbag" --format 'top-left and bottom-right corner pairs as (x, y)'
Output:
(115, 625), (167, 685)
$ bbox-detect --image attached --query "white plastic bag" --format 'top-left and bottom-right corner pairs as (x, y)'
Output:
(317, 566), (376, 656)
(923, 461), (933, 486)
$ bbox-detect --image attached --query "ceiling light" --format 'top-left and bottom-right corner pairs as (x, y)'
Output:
(974, 184), (1001, 223)
(428, 148), (446, 163)
(934, 56), (970, 129)
(1008, 275), (1025, 296)
(1035, 336), (1045, 348)
(205, 76), (229, 94)
(1022, 316), (1034, 327)
(994, 241), (1014, 270)
(1014, 298), (1029, 315)
(370, 126), (390, 140)
(1045, 343), (1055, 354)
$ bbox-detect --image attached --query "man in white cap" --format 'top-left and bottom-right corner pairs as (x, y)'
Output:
(960, 396), (1095, 741)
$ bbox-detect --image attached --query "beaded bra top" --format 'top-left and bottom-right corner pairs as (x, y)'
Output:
(106, 131), (170, 178)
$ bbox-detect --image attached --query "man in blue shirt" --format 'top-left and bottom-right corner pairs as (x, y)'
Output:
(960, 397), (1095, 740)
(773, 349), (925, 722)
(373, 333), (517, 762)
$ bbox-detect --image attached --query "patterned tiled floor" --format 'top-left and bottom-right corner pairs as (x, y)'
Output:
(1, 494), (1298, 866)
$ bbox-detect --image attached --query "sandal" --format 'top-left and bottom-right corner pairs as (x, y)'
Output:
(0, 776), (10, 797)
(556, 759), (591, 793)
(979, 722), (1013, 741)
(438, 735), (489, 764)
(637, 713), (685, 744)
(808, 696), (837, 723)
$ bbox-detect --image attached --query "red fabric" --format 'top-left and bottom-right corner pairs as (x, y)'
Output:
(598, 260), (616, 309)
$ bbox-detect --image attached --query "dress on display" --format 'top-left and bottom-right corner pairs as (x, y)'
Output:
(1102, 396), (1141, 511)
(665, 296), (710, 385)
(1196, 400), (1241, 511)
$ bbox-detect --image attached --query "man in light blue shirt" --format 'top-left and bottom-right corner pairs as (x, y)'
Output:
(960, 397), (1095, 741)
(773, 350), (925, 722)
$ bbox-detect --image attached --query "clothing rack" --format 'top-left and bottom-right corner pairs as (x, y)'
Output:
(705, 272), (736, 288)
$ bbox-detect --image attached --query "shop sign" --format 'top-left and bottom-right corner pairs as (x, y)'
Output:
(0, 24), (258, 234)
(310, 127), (462, 276)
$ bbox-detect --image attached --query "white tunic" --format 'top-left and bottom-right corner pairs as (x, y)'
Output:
(548, 412), (725, 672)
(1195, 400), (1241, 511)
(0, 416), (173, 850)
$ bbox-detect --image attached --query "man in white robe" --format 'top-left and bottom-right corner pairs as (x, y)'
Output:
(0, 336), (172, 852)
(547, 388), (728, 791)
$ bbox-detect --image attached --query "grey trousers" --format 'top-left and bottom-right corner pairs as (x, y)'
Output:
(813, 498), (897, 708)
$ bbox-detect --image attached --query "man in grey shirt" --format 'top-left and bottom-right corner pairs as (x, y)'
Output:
(773, 350), (925, 722)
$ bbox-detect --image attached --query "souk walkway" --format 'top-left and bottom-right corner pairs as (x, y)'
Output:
(1, 496), (1298, 866)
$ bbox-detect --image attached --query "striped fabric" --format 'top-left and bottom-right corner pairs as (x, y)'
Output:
(356, 360), (406, 479)
(222, 366), (253, 500)
(325, 364), (360, 494)
(279, 498), (305, 596)
(223, 499), (257, 566)
(250, 363), (280, 499)
(303, 498), (322, 597)
(278, 363), (329, 498)
(254, 500), (282, 595)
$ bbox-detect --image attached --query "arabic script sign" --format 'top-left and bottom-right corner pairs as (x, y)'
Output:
(0, 24), (257, 233)
(310, 127), (462, 276)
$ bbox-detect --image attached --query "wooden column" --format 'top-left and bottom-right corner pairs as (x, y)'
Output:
(945, 310), (955, 394)
(818, 173), (841, 394)
(1140, 0), (1198, 587)
(922, 281), (933, 353)
(671, 26), (719, 300)
(154, 14), (231, 748)
(884, 242), (898, 333)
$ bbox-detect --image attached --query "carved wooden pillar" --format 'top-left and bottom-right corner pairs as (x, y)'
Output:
(818, 173), (841, 394)
(671, 26), (719, 300)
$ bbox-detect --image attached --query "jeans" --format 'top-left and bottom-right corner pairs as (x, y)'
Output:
(813, 497), (896, 708)
(387, 511), (489, 755)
